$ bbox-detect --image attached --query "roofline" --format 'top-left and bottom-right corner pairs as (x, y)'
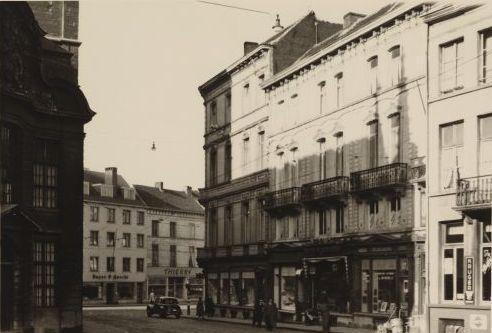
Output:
(198, 69), (229, 96)
(226, 44), (273, 73)
(261, 2), (432, 90)
(422, 2), (483, 25)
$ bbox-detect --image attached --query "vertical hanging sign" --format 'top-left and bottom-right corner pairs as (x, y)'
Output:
(465, 256), (474, 303)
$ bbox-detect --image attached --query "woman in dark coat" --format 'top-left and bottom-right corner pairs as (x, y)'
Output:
(264, 299), (278, 331)
(196, 297), (204, 320)
(252, 299), (264, 327)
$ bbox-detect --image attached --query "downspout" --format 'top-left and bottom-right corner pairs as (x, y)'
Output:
(425, 15), (431, 333)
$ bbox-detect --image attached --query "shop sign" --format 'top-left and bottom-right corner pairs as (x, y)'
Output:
(469, 314), (487, 330)
(92, 274), (129, 280)
(161, 267), (195, 277)
(465, 257), (474, 303)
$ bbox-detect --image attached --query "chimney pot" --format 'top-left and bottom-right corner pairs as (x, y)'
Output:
(104, 167), (118, 186)
(343, 12), (366, 29)
(155, 182), (164, 191)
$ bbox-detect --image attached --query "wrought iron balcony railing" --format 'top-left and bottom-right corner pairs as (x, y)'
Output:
(456, 174), (492, 208)
(262, 187), (301, 211)
(350, 163), (408, 193)
(301, 176), (349, 203)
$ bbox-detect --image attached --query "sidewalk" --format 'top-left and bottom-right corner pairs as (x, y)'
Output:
(181, 313), (375, 333)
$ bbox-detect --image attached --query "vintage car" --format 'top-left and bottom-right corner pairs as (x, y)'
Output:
(146, 296), (182, 319)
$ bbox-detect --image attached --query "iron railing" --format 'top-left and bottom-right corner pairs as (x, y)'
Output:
(262, 187), (301, 211)
(350, 163), (408, 192)
(301, 176), (349, 203)
(456, 174), (492, 207)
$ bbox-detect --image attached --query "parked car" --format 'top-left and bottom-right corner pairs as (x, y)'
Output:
(147, 296), (182, 319)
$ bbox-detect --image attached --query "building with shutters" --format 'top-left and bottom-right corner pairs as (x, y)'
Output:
(82, 168), (148, 305)
(424, 4), (491, 333)
(134, 182), (204, 301)
(0, 2), (94, 332)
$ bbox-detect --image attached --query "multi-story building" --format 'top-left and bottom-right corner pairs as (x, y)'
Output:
(425, 4), (492, 333)
(198, 12), (342, 319)
(261, 3), (430, 329)
(1, 2), (94, 332)
(83, 168), (148, 305)
(134, 182), (205, 300)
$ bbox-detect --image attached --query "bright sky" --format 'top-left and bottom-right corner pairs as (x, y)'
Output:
(79, 0), (403, 191)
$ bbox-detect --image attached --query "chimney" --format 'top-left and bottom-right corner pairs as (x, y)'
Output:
(272, 14), (284, 33)
(244, 42), (259, 56)
(155, 182), (164, 191)
(343, 12), (366, 29)
(104, 167), (118, 186)
(185, 186), (193, 197)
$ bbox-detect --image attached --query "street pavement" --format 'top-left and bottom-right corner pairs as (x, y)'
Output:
(83, 309), (375, 333)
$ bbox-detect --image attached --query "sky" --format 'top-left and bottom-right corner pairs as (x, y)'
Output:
(79, 0), (405, 191)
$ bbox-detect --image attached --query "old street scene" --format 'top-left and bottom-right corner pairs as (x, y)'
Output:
(0, 1), (491, 333)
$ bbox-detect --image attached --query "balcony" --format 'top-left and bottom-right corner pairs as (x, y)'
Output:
(262, 187), (301, 215)
(197, 243), (266, 262)
(456, 174), (492, 212)
(350, 163), (408, 194)
(301, 176), (349, 204)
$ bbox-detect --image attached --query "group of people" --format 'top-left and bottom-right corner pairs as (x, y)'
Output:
(195, 297), (279, 331)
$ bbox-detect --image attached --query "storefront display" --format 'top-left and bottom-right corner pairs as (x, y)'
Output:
(220, 273), (229, 304)
(207, 274), (219, 303)
(242, 272), (255, 306)
(117, 282), (134, 299)
(230, 272), (240, 305)
(82, 283), (103, 301)
(280, 267), (296, 311)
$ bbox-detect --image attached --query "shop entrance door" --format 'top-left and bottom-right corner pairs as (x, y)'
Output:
(137, 283), (143, 303)
(106, 283), (115, 304)
(372, 271), (396, 313)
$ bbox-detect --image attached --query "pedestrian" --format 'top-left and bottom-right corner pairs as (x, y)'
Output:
(205, 296), (215, 317)
(253, 299), (264, 327)
(264, 299), (278, 331)
(149, 290), (156, 304)
(318, 296), (331, 333)
(196, 296), (205, 320)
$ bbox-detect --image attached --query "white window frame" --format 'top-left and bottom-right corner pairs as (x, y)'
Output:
(439, 38), (464, 94)
(441, 221), (465, 303)
(479, 29), (492, 84)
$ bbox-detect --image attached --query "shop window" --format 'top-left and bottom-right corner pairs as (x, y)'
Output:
(188, 246), (196, 268)
(482, 220), (491, 302)
(440, 121), (463, 190)
(242, 272), (255, 306)
(230, 272), (240, 305)
(117, 282), (134, 299)
(280, 267), (296, 311)
(83, 284), (102, 300)
(90, 206), (99, 222)
(107, 257), (115, 272)
(221, 273), (230, 304)
(207, 275), (219, 304)
(442, 222), (464, 301)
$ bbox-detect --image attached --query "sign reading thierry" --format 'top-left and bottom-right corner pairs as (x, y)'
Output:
(465, 256), (474, 303)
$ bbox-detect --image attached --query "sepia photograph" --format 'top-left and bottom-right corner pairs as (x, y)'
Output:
(0, 0), (491, 332)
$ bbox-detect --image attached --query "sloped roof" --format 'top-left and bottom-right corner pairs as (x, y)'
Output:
(84, 169), (130, 188)
(134, 185), (204, 215)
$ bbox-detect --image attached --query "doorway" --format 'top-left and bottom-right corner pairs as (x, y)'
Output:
(106, 283), (115, 304)
(137, 283), (144, 303)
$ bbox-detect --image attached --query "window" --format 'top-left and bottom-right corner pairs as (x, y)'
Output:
(122, 210), (131, 224)
(243, 137), (249, 171)
(209, 147), (217, 186)
(33, 241), (55, 307)
(210, 101), (217, 128)
(152, 244), (159, 266)
(389, 45), (402, 85)
(335, 205), (344, 234)
(1, 125), (15, 204)
(481, 220), (491, 302)
(89, 256), (99, 272)
(290, 149), (299, 186)
(368, 121), (379, 168)
(188, 246), (196, 267)
(107, 232), (115, 247)
(479, 29), (492, 83)
(189, 223), (196, 239)
(390, 196), (401, 212)
(369, 200), (379, 216)
(122, 233), (131, 247)
(241, 201), (250, 243)
(170, 245), (177, 267)
(225, 141), (232, 181)
(368, 56), (379, 93)
(440, 122), (463, 189)
(258, 131), (265, 169)
(335, 133), (344, 176)
(137, 211), (145, 225)
(279, 217), (289, 240)
(442, 222), (464, 301)
(137, 234), (144, 248)
(90, 206), (99, 222)
(107, 208), (115, 223)
(389, 114), (401, 163)
(479, 115), (492, 174)
(226, 93), (231, 113)
(335, 73), (343, 108)
(224, 205), (233, 246)
(90, 231), (99, 246)
(209, 208), (218, 246)
(122, 257), (131, 272)
(440, 38), (464, 93)
(319, 210), (327, 235)
(137, 258), (145, 272)
(170, 221), (177, 239)
(318, 139), (327, 180)
(242, 83), (250, 114)
(318, 80), (326, 114)
(33, 139), (58, 208)
(152, 220), (159, 237)
(106, 257), (115, 272)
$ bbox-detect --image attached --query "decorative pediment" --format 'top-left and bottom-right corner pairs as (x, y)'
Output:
(313, 128), (329, 142)
(330, 122), (344, 137)
(364, 107), (379, 124)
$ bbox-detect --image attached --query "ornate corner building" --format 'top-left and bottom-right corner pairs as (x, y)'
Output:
(1, 2), (94, 333)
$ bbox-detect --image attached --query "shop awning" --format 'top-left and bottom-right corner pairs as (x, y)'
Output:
(303, 256), (347, 263)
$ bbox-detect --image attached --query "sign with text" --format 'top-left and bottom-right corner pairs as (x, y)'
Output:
(465, 257), (474, 303)
(469, 314), (488, 330)
(92, 274), (129, 280)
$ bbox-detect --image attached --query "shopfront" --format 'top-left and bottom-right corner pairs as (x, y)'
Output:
(147, 267), (203, 300)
